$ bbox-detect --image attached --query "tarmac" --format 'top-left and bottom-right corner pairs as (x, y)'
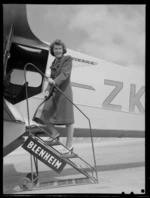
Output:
(3, 137), (145, 194)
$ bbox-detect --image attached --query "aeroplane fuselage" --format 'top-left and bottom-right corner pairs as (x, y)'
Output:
(3, 4), (145, 158)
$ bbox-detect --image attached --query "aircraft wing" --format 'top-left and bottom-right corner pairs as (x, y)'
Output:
(3, 4), (49, 50)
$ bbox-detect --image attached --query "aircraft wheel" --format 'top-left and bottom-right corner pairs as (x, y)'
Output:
(19, 173), (38, 190)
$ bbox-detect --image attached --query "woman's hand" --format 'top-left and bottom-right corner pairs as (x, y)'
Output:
(48, 78), (55, 85)
(44, 90), (49, 98)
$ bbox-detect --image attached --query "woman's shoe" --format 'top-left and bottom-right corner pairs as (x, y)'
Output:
(61, 145), (74, 155)
(44, 133), (60, 145)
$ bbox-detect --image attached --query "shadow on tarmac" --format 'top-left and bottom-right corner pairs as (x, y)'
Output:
(3, 161), (144, 194)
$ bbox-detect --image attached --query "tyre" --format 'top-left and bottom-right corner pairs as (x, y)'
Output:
(19, 173), (38, 190)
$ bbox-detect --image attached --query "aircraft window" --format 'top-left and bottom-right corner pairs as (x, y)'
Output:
(10, 69), (42, 87)
(26, 70), (42, 87)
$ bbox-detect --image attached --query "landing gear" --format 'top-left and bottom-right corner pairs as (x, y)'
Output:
(19, 173), (38, 190)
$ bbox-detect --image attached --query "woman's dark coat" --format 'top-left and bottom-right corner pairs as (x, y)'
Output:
(33, 55), (74, 125)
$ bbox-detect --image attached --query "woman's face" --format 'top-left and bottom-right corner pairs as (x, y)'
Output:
(53, 44), (63, 58)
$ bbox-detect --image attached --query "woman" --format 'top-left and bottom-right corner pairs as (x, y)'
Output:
(33, 39), (74, 153)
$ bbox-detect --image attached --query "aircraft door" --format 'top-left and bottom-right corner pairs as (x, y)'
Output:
(3, 43), (49, 104)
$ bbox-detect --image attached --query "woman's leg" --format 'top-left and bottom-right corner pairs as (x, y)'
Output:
(43, 117), (58, 137)
(65, 124), (74, 148)
(44, 121), (59, 137)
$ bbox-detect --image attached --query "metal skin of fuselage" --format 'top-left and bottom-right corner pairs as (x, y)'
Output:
(3, 4), (145, 156)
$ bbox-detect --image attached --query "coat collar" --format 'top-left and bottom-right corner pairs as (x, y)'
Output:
(53, 55), (65, 68)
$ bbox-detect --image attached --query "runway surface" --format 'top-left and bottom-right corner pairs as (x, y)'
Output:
(3, 137), (145, 194)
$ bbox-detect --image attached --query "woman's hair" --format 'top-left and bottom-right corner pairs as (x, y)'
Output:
(49, 39), (67, 56)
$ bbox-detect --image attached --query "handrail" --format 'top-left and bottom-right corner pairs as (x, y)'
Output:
(54, 85), (98, 181)
(24, 62), (98, 182)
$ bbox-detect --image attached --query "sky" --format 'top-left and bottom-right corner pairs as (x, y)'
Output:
(27, 4), (145, 71)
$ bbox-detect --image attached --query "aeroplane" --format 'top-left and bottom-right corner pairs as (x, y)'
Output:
(3, 4), (145, 157)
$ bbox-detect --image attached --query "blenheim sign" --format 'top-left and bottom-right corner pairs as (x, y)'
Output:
(22, 135), (66, 173)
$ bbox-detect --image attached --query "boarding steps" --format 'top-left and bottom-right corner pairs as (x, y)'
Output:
(20, 125), (98, 191)
(20, 63), (98, 191)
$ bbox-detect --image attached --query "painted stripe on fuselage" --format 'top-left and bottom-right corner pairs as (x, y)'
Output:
(24, 127), (144, 138)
